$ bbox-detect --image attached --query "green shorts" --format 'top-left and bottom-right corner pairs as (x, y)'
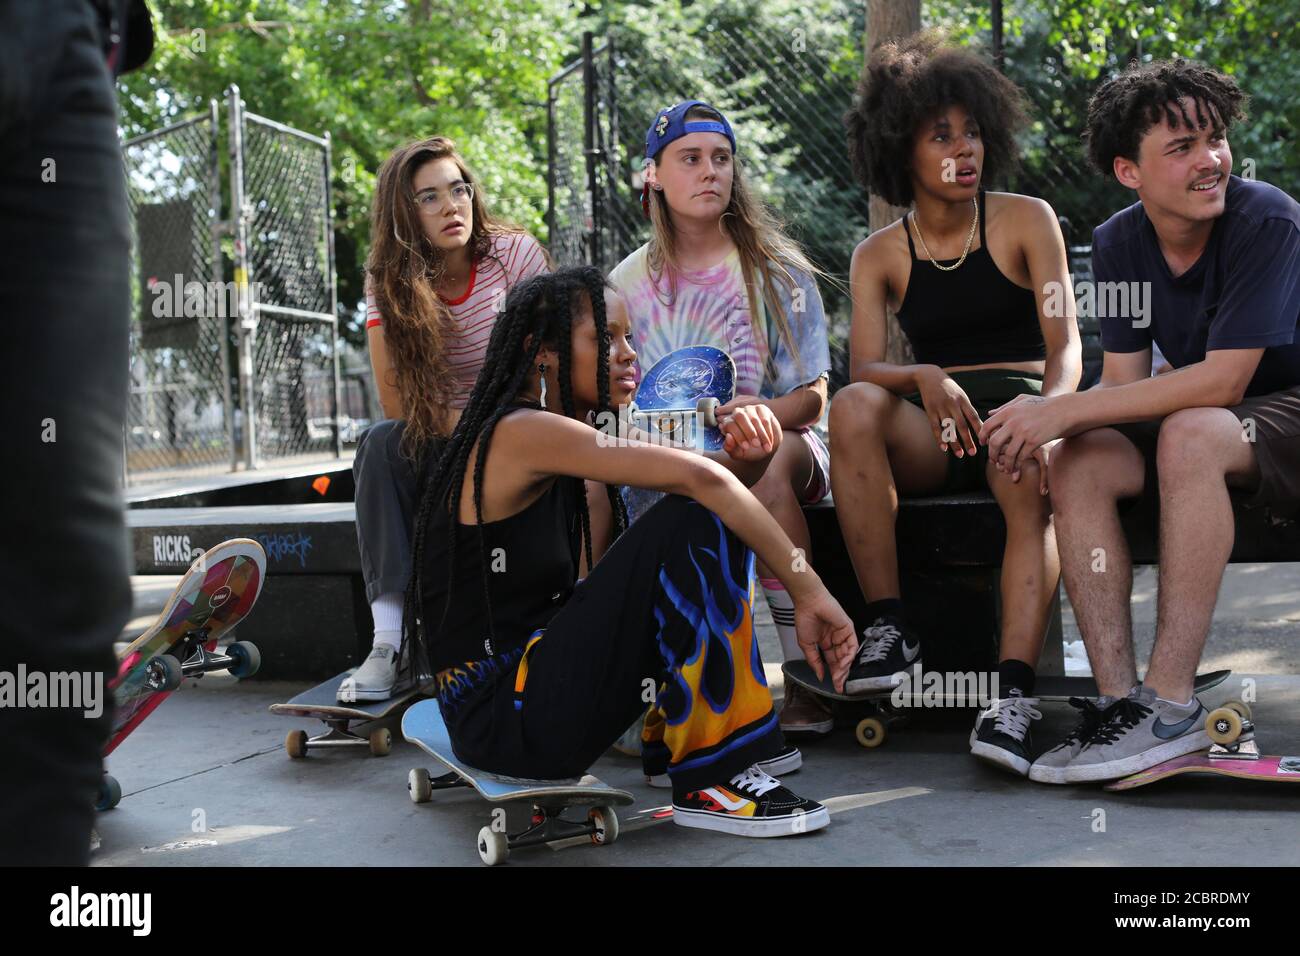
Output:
(902, 368), (1044, 494)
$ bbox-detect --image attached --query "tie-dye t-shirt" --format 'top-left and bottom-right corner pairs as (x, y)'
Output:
(607, 242), (831, 520)
(607, 243), (831, 399)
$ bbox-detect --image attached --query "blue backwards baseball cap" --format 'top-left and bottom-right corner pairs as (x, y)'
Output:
(643, 100), (736, 161)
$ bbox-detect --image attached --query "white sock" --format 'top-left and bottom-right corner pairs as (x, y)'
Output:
(370, 593), (404, 651)
(760, 577), (800, 662)
(1157, 694), (1196, 710)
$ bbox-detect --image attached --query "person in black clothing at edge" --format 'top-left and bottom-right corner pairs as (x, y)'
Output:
(830, 31), (1082, 776)
(982, 60), (1300, 784)
(0, 0), (154, 865)
(406, 266), (859, 837)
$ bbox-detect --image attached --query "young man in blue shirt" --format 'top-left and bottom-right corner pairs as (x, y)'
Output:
(978, 60), (1300, 783)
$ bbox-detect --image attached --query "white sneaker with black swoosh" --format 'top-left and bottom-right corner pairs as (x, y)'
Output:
(1048, 684), (1210, 784)
(845, 616), (922, 694)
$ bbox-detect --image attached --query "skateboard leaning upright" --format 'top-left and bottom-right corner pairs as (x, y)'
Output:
(403, 699), (634, 865)
(101, 538), (266, 810)
(269, 669), (429, 758)
(629, 344), (736, 451)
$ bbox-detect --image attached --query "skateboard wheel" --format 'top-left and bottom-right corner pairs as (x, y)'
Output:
(697, 396), (720, 428)
(148, 654), (185, 692)
(855, 716), (887, 749)
(408, 768), (432, 804)
(96, 774), (122, 812)
(589, 806), (619, 846)
(369, 727), (392, 756)
(478, 826), (508, 866)
(286, 729), (309, 759)
(1223, 699), (1252, 722)
(1206, 707), (1243, 745)
(226, 641), (261, 679)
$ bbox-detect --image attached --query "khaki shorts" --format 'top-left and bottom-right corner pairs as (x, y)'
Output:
(1112, 383), (1300, 520)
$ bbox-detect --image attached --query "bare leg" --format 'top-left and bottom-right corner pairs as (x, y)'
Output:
(986, 458), (1058, 668)
(828, 383), (949, 603)
(1145, 408), (1259, 701)
(1049, 428), (1147, 698)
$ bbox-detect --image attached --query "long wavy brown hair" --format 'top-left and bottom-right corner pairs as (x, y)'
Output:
(367, 136), (523, 452)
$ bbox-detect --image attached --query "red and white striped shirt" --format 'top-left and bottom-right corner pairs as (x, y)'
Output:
(366, 231), (549, 408)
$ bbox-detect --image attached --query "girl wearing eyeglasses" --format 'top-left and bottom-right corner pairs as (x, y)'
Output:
(344, 137), (551, 702)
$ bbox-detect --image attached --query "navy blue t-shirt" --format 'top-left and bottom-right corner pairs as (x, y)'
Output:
(1093, 175), (1300, 397)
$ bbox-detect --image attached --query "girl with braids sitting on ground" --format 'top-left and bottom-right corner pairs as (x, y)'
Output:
(407, 265), (858, 838)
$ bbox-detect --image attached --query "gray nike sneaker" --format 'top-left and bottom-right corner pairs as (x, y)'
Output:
(1051, 685), (1210, 784)
(1027, 695), (1115, 783)
(338, 645), (398, 702)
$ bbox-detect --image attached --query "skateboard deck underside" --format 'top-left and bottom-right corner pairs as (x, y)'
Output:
(108, 540), (265, 754)
(634, 345), (735, 451)
(402, 700), (633, 806)
(1105, 753), (1300, 791)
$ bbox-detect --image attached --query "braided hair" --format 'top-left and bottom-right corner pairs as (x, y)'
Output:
(403, 265), (630, 676)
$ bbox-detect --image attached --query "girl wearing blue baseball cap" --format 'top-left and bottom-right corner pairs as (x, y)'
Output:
(609, 99), (839, 739)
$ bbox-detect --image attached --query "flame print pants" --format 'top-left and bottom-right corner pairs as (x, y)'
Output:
(442, 494), (784, 792)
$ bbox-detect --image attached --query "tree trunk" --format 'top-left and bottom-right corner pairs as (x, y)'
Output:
(865, 0), (920, 365)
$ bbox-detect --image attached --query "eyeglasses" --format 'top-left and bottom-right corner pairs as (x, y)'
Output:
(414, 182), (474, 212)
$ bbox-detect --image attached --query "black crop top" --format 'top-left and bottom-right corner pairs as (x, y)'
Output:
(895, 190), (1045, 369)
(419, 410), (582, 673)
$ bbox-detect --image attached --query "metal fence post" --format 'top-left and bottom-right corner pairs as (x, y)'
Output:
(209, 97), (237, 472)
(582, 32), (600, 269)
(227, 84), (258, 469)
(323, 130), (341, 458)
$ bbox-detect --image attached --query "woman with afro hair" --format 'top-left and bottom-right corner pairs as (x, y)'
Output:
(829, 31), (1081, 776)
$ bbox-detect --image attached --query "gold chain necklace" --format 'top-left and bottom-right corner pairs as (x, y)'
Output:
(911, 197), (979, 271)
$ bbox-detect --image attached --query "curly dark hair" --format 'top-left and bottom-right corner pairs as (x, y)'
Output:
(1083, 59), (1248, 178)
(843, 30), (1028, 206)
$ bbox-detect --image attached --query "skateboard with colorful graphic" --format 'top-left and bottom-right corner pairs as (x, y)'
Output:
(269, 669), (429, 758)
(630, 344), (735, 451)
(781, 661), (1232, 750)
(99, 538), (265, 810)
(403, 700), (634, 865)
(1105, 700), (1300, 790)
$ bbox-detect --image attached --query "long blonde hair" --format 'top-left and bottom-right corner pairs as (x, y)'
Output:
(645, 104), (832, 376)
(366, 137), (528, 452)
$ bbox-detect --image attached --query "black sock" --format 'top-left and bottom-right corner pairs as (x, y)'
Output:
(999, 659), (1036, 697)
(863, 597), (904, 624)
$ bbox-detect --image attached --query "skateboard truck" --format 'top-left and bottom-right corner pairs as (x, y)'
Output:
(1205, 700), (1260, 761)
(287, 720), (393, 757)
(143, 628), (261, 691)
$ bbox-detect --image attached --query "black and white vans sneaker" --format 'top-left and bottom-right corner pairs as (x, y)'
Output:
(673, 765), (829, 838)
(845, 617), (921, 694)
(970, 690), (1042, 776)
(646, 743), (802, 789)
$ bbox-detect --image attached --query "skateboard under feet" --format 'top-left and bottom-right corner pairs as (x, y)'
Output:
(402, 700), (634, 865)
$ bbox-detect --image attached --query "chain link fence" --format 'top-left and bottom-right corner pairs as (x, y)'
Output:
(123, 103), (234, 481)
(237, 108), (341, 467)
(121, 90), (341, 484)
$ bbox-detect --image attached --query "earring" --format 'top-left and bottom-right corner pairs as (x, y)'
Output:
(538, 363), (548, 407)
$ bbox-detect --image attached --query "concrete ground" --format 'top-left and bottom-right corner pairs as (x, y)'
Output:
(98, 566), (1300, 867)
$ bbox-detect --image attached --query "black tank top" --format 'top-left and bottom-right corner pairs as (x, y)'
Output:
(419, 405), (582, 673)
(895, 190), (1045, 368)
